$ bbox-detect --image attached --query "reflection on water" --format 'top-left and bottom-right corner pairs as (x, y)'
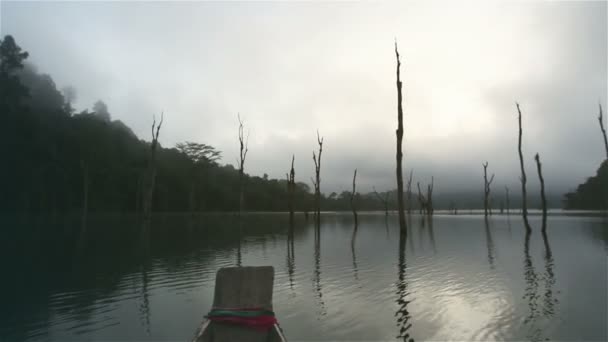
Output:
(0, 213), (606, 341)
(396, 230), (414, 342)
(484, 217), (496, 269)
(313, 223), (326, 318)
(351, 224), (359, 282)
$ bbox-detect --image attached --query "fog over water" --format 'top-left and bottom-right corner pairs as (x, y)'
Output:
(2, 1), (606, 194)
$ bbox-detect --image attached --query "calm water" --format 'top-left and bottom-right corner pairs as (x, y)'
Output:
(1, 213), (607, 341)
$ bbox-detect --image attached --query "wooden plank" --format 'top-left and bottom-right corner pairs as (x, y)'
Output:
(213, 266), (274, 310)
(195, 266), (285, 342)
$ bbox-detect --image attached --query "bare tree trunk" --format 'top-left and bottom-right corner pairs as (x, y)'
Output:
(406, 169), (414, 214)
(142, 113), (163, 224)
(237, 114), (249, 215)
(395, 43), (407, 232)
(417, 182), (426, 214)
(599, 104), (608, 159)
(80, 160), (89, 229)
(426, 176), (434, 216)
(350, 169), (358, 226)
(287, 155), (295, 226)
(373, 186), (389, 216)
(505, 186), (510, 216)
(312, 131), (323, 226)
(517, 103), (531, 232)
(482, 162), (495, 218)
(535, 153), (548, 232)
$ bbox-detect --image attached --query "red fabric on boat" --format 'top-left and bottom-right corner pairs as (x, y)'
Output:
(208, 315), (277, 331)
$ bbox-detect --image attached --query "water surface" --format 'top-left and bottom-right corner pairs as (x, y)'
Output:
(1, 213), (606, 341)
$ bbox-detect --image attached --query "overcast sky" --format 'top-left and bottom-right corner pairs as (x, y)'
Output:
(2, 1), (606, 195)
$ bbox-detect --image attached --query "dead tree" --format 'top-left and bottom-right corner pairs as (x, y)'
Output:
(535, 153), (548, 232)
(426, 176), (434, 216)
(599, 103), (608, 159)
(373, 186), (389, 216)
(350, 169), (358, 226)
(406, 169), (414, 214)
(517, 103), (531, 232)
(286, 155), (296, 226)
(142, 113), (163, 223)
(395, 42), (407, 232)
(482, 162), (495, 218)
(505, 186), (510, 216)
(312, 130), (323, 225)
(417, 182), (427, 214)
(237, 114), (249, 214)
(80, 159), (89, 229)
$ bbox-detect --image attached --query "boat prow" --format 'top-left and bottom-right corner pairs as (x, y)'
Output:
(193, 266), (287, 342)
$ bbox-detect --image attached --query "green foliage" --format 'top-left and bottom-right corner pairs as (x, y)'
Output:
(564, 160), (608, 210)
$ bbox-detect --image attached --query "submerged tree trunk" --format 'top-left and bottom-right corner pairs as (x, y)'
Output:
(287, 155), (295, 226)
(535, 153), (548, 232)
(505, 186), (510, 216)
(312, 131), (323, 226)
(517, 103), (531, 232)
(395, 43), (407, 232)
(482, 162), (495, 218)
(373, 186), (389, 216)
(142, 113), (163, 224)
(406, 169), (414, 214)
(237, 114), (249, 215)
(350, 169), (358, 226)
(599, 104), (608, 159)
(426, 176), (434, 216)
(80, 160), (89, 229)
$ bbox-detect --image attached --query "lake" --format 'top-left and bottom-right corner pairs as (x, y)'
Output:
(1, 212), (606, 341)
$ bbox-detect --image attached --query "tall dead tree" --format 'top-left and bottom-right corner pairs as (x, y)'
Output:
(80, 159), (89, 229)
(599, 103), (608, 159)
(350, 169), (358, 226)
(142, 113), (163, 223)
(406, 169), (414, 214)
(286, 155), (296, 226)
(237, 114), (249, 214)
(535, 153), (548, 232)
(505, 186), (510, 216)
(517, 103), (531, 232)
(482, 162), (495, 218)
(395, 42), (407, 231)
(417, 182), (427, 214)
(312, 130), (323, 225)
(426, 176), (434, 216)
(373, 186), (390, 216)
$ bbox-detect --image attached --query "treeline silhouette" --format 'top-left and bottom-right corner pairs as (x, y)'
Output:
(0, 35), (600, 214)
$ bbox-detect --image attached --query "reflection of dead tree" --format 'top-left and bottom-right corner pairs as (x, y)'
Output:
(373, 186), (390, 216)
(599, 104), (608, 159)
(534, 153), (548, 232)
(517, 103), (531, 232)
(312, 130), (323, 226)
(286, 155), (296, 226)
(395, 43), (407, 232)
(406, 169), (414, 214)
(395, 230), (413, 341)
(237, 114), (249, 215)
(142, 113), (163, 224)
(482, 162), (495, 218)
(350, 169), (358, 226)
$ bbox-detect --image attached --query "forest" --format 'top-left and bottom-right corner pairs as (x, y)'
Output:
(0, 35), (604, 215)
